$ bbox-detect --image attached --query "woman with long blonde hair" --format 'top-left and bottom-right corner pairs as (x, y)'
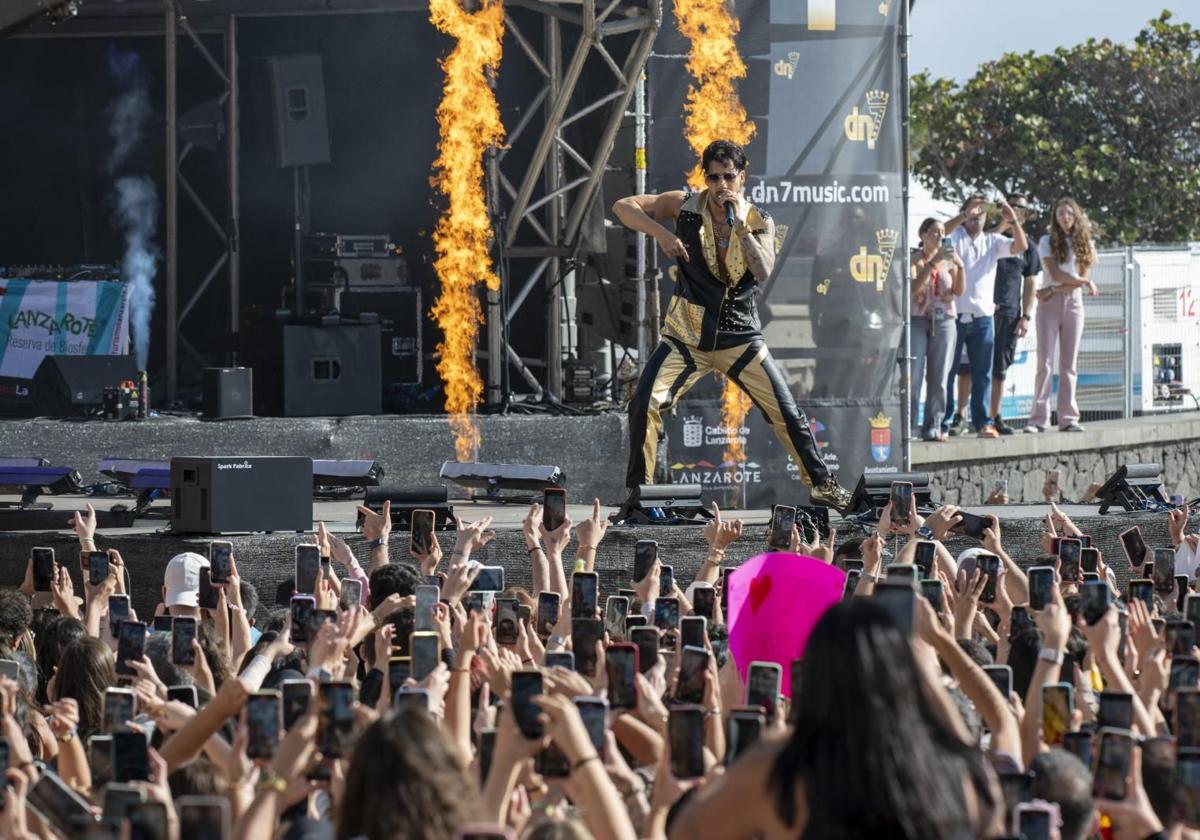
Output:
(1026, 198), (1096, 433)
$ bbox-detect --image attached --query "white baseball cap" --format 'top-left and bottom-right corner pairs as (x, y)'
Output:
(163, 552), (209, 607)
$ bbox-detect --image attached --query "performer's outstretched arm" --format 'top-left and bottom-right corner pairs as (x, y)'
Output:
(736, 215), (776, 280)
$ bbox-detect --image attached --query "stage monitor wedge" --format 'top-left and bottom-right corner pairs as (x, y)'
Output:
(32, 355), (138, 416)
(1095, 463), (1169, 514)
(439, 462), (565, 498)
(610, 483), (713, 526)
(845, 472), (933, 519)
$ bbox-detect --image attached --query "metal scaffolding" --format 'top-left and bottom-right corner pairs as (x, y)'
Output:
(489, 0), (660, 404)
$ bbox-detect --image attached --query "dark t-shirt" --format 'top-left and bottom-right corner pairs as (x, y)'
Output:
(993, 240), (1042, 317)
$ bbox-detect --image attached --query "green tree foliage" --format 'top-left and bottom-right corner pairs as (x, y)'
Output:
(911, 11), (1200, 244)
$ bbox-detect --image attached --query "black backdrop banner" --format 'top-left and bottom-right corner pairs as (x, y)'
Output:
(649, 0), (905, 508)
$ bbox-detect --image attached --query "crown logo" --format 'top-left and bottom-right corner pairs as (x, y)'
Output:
(844, 90), (890, 150)
(865, 90), (889, 114)
(869, 411), (892, 429)
(875, 228), (899, 251)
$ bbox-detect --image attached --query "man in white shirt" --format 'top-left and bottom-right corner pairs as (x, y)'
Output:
(941, 195), (1028, 437)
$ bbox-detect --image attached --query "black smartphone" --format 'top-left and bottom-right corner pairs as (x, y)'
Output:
(411, 632), (440, 682)
(1172, 657), (1200, 691)
(478, 729), (496, 785)
(576, 697), (608, 753)
(631, 627), (659, 675)
(1128, 579), (1155, 610)
(1120, 526), (1148, 566)
(676, 645), (710, 704)
(88, 550), (110, 586)
(1041, 683), (1073, 746)
(1167, 621), (1197, 657)
(176, 797), (230, 840)
(1098, 691), (1134, 731)
(295, 544), (321, 596)
(1016, 804), (1054, 840)
(1176, 748), (1200, 825)
(1187, 595), (1200, 629)
(414, 583), (439, 633)
(1082, 572), (1101, 583)
(208, 541), (233, 584)
(511, 671), (544, 739)
(470, 566), (505, 593)
(1155, 548), (1178, 594)
(129, 801), (171, 840)
(1178, 690), (1200, 748)
(983, 664), (1013, 698)
(152, 615), (174, 633)
(605, 643), (639, 709)
(680, 615), (707, 650)
(999, 770), (1034, 816)
(797, 505), (830, 541)
(317, 681), (355, 758)
(669, 705), (706, 778)
(1080, 547), (1100, 574)
(1058, 538), (1082, 583)
(108, 594), (130, 640)
(633, 540), (658, 584)
(889, 481), (912, 526)
(307, 607), (337, 643)
(103, 782), (146, 821)
(104, 687), (136, 733)
(28, 768), (94, 832)
(605, 596), (629, 642)
(659, 564), (675, 598)
(32, 547), (54, 592)
(726, 707), (766, 767)
(387, 656), (412, 691)
(1093, 728), (1134, 800)
(768, 504), (797, 550)
(572, 619), (603, 677)
(572, 572), (599, 619)
(536, 743), (571, 779)
(113, 729), (151, 782)
(88, 735), (113, 788)
(167, 685), (198, 709)
(544, 651), (574, 671)
(281, 680), (312, 730)
(913, 541), (936, 578)
(625, 616), (647, 633)
(392, 606), (415, 656)
(692, 586), (716, 622)
(116, 620), (147, 677)
(543, 488), (566, 532)
(1012, 604), (1034, 635)
(1180, 577), (1192, 613)
(919, 579), (945, 612)
(494, 598), (520, 646)
(245, 691), (281, 761)
(411, 509), (435, 555)
(536, 592), (561, 637)
(886, 564), (918, 583)
(1079, 535), (1092, 549)
(747, 661), (782, 724)
(290, 596), (316, 645)
(1028, 566), (1055, 611)
(1062, 731), (1094, 768)
(1081, 581), (1111, 625)
(171, 616), (197, 666)
(843, 569), (861, 600)
(197, 567), (218, 611)
(952, 511), (990, 540)
(654, 597), (680, 633)
(873, 582), (915, 636)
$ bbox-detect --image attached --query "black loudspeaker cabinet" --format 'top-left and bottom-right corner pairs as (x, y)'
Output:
(202, 368), (254, 420)
(171, 456), (312, 534)
(247, 323), (381, 417)
(32, 355), (139, 415)
(339, 289), (422, 388)
(267, 54), (331, 168)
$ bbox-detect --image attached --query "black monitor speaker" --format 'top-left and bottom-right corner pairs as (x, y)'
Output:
(32, 355), (139, 415)
(267, 54), (331, 168)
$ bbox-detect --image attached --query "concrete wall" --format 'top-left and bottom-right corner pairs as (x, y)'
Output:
(914, 414), (1200, 506)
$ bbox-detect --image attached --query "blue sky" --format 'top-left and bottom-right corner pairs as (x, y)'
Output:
(910, 2), (1197, 82)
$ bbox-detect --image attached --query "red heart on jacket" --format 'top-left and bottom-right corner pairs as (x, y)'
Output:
(748, 575), (772, 612)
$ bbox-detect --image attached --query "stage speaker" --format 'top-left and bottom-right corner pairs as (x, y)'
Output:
(202, 368), (253, 420)
(280, 324), (381, 417)
(610, 483), (713, 525)
(439, 461), (566, 496)
(32, 355), (138, 416)
(171, 456), (312, 534)
(1095, 463), (1168, 514)
(361, 485), (456, 530)
(846, 471), (933, 518)
(267, 54), (331, 168)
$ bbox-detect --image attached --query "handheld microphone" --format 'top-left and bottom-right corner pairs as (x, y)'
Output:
(724, 201), (735, 227)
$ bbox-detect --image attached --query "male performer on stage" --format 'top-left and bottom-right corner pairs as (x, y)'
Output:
(612, 139), (852, 512)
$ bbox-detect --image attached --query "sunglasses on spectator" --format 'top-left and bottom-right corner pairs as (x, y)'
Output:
(705, 172), (740, 184)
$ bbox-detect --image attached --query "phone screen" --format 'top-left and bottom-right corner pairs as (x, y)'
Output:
(494, 598), (520, 646)
(631, 627), (659, 674)
(104, 689), (135, 733)
(411, 632), (440, 682)
(680, 616), (707, 650)
(605, 645), (639, 709)
(654, 598), (680, 632)
(1093, 729), (1133, 799)
(659, 565), (675, 598)
(167, 685), (198, 709)
(1176, 750), (1200, 825)
(197, 566), (218, 610)
(576, 699), (608, 752)
(209, 541), (233, 584)
(886, 564), (917, 583)
(169, 617), (197, 667)
(113, 730), (151, 782)
(318, 682), (355, 758)
(1081, 581), (1111, 625)
(1062, 731), (1094, 768)
(469, 566), (505, 593)
(633, 540), (658, 583)
(676, 646), (710, 704)
(912, 541), (936, 578)
(246, 692), (281, 760)
(1129, 579), (1155, 610)
(1120, 527), (1148, 566)
(536, 592), (560, 637)
(295, 545), (321, 595)
(108, 595), (130, 640)
(340, 578), (363, 611)
(1058, 539), (1082, 582)
(281, 681), (312, 730)
(1041, 684), (1072, 746)
(1080, 547), (1100, 574)
(414, 584), (439, 633)
(87, 550), (110, 587)
(726, 710), (765, 766)
(873, 583), (914, 636)
(747, 663), (781, 723)
(692, 586), (716, 621)
(544, 651), (574, 670)
(889, 482), (912, 525)
(28, 769), (94, 832)
(290, 597), (316, 645)
(953, 511), (989, 540)
(1029, 566), (1055, 611)
(511, 671), (544, 739)
(116, 621), (147, 677)
(176, 798), (229, 840)
(571, 572), (599, 619)
(411, 509), (435, 555)
(605, 596), (629, 642)
(543, 489), (566, 532)
(32, 547), (54, 592)
(129, 802), (170, 840)
(1017, 808), (1052, 840)
(669, 706), (705, 778)
(768, 505), (797, 550)
(1098, 692), (1134, 731)
(919, 579), (945, 612)
(1172, 657), (1200, 691)
(387, 657), (411, 692)
(88, 735), (113, 787)
(1155, 548), (1178, 594)
(982, 665), (1012, 698)
(843, 570), (861, 600)
(572, 619), (603, 677)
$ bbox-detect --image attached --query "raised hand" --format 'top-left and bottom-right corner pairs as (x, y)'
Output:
(702, 502), (742, 551)
(575, 498), (610, 552)
(356, 500), (392, 543)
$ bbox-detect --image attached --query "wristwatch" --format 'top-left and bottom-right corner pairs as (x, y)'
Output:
(1038, 647), (1065, 665)
(916, 526), (934, 540)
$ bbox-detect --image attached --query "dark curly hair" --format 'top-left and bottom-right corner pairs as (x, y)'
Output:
(0, 591), (32, 649)
(337, 707), (473, 840)
(368, 563), (422, 609)
(701, 139), (748, 173)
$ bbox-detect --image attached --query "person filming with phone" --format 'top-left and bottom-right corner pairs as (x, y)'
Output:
(910, 218), (964, 441)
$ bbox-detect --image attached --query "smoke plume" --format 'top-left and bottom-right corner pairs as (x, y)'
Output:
(106, 46), (158, 369)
